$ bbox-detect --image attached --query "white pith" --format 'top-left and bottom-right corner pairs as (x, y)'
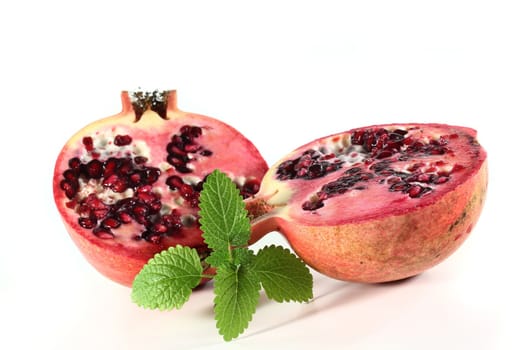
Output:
(79, 127), (151, 163)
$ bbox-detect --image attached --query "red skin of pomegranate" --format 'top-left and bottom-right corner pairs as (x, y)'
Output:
(53, 91), (268, 287)
(247, 123), (488, 283)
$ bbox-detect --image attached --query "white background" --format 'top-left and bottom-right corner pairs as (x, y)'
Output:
(1, 1), (523, 349)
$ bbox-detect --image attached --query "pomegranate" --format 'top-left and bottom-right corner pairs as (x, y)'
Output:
(247, 123), (487, 283)
(53, 90), (268, 287)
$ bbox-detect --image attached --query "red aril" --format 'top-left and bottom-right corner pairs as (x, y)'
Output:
(53, 90), (268, 287)
(247, 123), (488, 283)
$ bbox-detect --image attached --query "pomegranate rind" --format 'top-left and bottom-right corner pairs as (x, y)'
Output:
(250, 123), (488, 283)
(53, 91), (268, 286)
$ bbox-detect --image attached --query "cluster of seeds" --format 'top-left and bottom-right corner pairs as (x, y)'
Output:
(60, 148), (160, 201)
(274, 127), (461, 211)
(77, 188), (183, 243)
(60, 125), (262, 243)
(166, 125), (212, 173)
(276, 149), (344, 180)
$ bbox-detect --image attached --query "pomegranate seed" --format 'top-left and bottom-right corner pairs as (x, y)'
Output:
(147, 234), (162, 244)
(167, 155), (185, 167)
(180, 125), (192, 135)
(78, 217), (96, 229)
(117, 159), (133, 175)
(136, 185), (152, 193)
(408, 163), (424, 172)
(134, 156), (148, 164)
(184, 143), (201, 152)
(93, 227), (114, 239)
(188, 197), (199, 208)
(137, 191), (156, 203)
(166, 175), (184, 190)
(351, 130), (364, 145)
(242, 179), (261, 197)
(114, 134), (132, 146)
(128, 171), (143, 186)
(118, 212), (133, 224)
(408, 185), (422, 198)
(63, 169), (78, 182)
(150, 223), (168, 234)
(86, 159), (103, 179)
(179, 184), (194, 199)
(392, 129), (408, 136)
(60, 180), (78, 199)
(302, 200), (324, 211)
(434, 176), (449, 184)
(144, 167), (160, 184)
(68, 157), (82, 171)
(141, 231), (161, 244)
(132, 204), (149, 218)
(376, 150), (393, 159)
(148, 199), (162, 213)
(175, 165), (192, 174)
(111, 178), (128, 193)
(167, 141), (187, 156)
(417, 174), (431, 183)
(103, 158), (120, 177)
(92, 207), (109, 220)
(171, 135), (185, 149)
(387, 176), (402, 184)
(78, 203), (91, 217)
(190, 126), (202, 138)
(82, 136), (94, 151)
(296, 168), (308, 177)
(428, 147), (445, 155)
(389, 182), (410, 192)
(102, 174), (118, 188)
(100, 217), (120, 229)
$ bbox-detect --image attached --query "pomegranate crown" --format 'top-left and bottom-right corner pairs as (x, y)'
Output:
(129, 89), (169, 121)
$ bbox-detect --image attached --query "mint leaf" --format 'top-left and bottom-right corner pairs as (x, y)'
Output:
(252, 245), (313, 303)
(214, 263), (260, 341)
(205, 250), (230, 268)
(131, 246), (203, 310)
(232, 248), (255, 265)
(199, 170), (251, 253)
(130, 170), (315, 342)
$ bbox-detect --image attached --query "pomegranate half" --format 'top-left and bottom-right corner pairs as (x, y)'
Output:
(53, 90), (268, 286)
(247, 123), (487, 283)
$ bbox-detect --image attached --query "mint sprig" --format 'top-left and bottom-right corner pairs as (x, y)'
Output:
(131, 170), (313, 341)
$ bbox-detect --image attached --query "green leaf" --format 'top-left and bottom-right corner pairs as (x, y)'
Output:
(205, 250), (231, 268)
(214, 263), (261, 341)
(131, 246), (203, 310)
(252, 245), (313, 303)
(232, 248), (255, 265)
(199, 170), (251, 254)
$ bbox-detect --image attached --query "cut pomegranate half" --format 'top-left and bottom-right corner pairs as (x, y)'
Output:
(53, 90), (268, 286)
(247, 123), (488, 283)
